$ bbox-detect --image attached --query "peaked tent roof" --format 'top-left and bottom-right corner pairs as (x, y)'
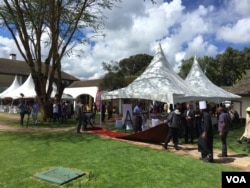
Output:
(4, 74), (37, 99)
(3, 74), (73, 99)
(0, 75), (20, 99)
(102, 44), (203, 104)
(185, 57), (241, 103)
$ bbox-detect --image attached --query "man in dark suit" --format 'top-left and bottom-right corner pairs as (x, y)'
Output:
(198, 101), (214, 163)
(183, 103), (195, 144)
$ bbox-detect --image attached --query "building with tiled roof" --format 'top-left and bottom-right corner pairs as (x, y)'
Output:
(0, 54), (79, 89)
(224, 70), (250, 117)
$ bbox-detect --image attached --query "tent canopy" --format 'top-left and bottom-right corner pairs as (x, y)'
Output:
(0, 75), (20, 99)
(3, 74), (36, 99)
(63, 86), (98, 101)
(185, 56), (241, 103)
(101, 43), (204, 104)
(2, 74), (73, 100)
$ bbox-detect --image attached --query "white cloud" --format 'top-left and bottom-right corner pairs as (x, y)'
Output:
(227, 0), (250, 17)
(0, 0), (249, 80)
(216, 18), (250, 43)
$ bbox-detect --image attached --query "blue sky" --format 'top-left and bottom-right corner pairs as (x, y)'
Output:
(0, 0), (249, 80)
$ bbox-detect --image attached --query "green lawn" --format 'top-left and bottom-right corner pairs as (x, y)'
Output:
(0, 113), (248, 187)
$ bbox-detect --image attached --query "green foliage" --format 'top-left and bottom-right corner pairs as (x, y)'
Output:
(99, 71), (126, 90)
(0, 0), (120, 120)
(119, 54), (153, 76)
(100, 54), (153, 91)
(178, 57), (193, 79)
(179, 47), (250, 86)
(101, 46), (250, 91)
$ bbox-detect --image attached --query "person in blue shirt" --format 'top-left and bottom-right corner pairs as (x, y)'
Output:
(133, 103), (142, 132)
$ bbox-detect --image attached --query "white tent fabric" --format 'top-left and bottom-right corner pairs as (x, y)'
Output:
(101, 43), (204, 104)
(63, 86), (98, 101)
(185, 56), (241, 103)
(4, 74), (36, 99)
(3, 74), (73, 99)
(0, 75), (20, 99)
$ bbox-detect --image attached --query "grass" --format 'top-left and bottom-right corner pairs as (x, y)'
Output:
(0, 113), (248, 187)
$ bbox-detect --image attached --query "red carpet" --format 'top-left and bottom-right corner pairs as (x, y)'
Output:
(116, 123), (168, 143)
(90, 127), (127, 137)
(89, 123), (169, 144)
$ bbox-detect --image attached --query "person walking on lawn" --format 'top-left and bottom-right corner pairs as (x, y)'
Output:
(75, 100), (83, 133)
(217, 106), (230, 157)
(198, 101), (214, 163)
(162, 103), (182, 151)
(237, 107), (250, 153)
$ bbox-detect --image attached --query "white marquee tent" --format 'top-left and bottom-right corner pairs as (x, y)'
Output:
(185, 56), (241, 103)
(5, 74), (37, 99)
(2, 74), (73, 99)
(0, 75), (20, 99)
(101, 43), (205, 104)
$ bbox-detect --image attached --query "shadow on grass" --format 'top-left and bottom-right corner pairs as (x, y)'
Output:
(0, 131), (109, 145)
(228, 153), (249, 158)
(214, 157), (236, 164)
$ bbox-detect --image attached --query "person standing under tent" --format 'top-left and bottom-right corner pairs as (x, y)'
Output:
(183, 103), (195, 144)
(101, 102), (106, 123)
(194, 104), (202, 138)
(133, 103), (142, 133)
(107, 101), (113, 120)
(198, 101), (214, 163)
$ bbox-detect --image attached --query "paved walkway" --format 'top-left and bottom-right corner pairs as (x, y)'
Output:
(0, 114), (249, 171)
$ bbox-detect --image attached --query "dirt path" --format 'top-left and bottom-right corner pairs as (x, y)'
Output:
(0, 112), (75, 133)
(0, 112), (250, 171)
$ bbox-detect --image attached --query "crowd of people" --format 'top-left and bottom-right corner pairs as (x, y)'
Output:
(160, 101), (249, 163)
(16, 96), (250, 160)
(131, 100), (247, 163)
(17, 98), (74, 126)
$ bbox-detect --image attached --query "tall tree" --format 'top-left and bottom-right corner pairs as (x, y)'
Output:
(0, 0), (118, 120)
(178, 57), (193, 79)
(215, 47), (243, 86)
(100, 54), (152, 90)
(119, 54), (153, 76)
